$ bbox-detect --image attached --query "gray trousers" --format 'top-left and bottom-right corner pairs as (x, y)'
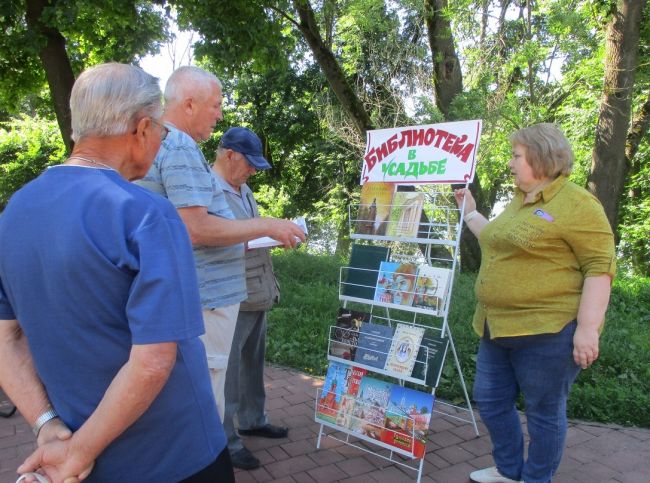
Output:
(223, 310), (268, 452)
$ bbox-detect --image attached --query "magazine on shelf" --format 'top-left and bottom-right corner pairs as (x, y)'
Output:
(342, 244), (391, 300)
(335, 366), (368, 429)
(353, 322), (394, 369)
(412, 265), (451, 310)
(315, 362), (349, 424)
(355, 182), (396, 236)
(248, 216), (308, 249)
(329, 307), (370, 361)
(384, 323), (425, 376)
(386, 191), (425, 238)
(348, 376), (392, 441)
(381, 385), (435, 458)
(410, 330), (450, 388)
(373, 261), (417, 306)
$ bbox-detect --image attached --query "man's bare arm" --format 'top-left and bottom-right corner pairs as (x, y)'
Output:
(18, 342), (177, 481)
(0, 319), (55, 429)
(178, 206), (306, 247)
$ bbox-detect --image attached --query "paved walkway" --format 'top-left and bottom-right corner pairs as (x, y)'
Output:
(1, 365), (649, 482)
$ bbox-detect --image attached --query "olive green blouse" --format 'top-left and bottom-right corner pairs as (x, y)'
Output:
(473, 175), (616, 338)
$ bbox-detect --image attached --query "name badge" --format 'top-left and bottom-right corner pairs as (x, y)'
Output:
(534, 209), (554, 222)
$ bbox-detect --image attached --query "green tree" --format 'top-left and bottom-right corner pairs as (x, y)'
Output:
(0, 0), (168, 149)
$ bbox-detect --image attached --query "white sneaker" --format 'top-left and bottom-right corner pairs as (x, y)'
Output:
(469, 466), (523, 483)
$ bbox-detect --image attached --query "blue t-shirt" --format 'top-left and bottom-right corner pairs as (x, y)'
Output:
(136, 125), (247, 309)
(0, 166), (225, 482)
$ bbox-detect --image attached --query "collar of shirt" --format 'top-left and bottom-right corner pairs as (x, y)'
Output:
(514, 174), (568, 205)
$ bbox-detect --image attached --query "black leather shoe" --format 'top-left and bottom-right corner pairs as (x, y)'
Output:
(239, 423), (289, 439)
(230, 447), (260, 470)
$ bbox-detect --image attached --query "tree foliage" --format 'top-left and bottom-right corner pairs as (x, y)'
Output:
(1, 0), (649, 273)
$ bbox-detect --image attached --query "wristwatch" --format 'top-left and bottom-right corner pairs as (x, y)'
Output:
(32, 408), (59, 437)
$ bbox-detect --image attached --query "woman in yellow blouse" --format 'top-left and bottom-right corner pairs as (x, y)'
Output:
(455, 123), (615, 483)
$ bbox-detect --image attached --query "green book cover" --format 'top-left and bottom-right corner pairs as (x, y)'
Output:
(410, 330), (449, 388)
(342, 244), (390, 300)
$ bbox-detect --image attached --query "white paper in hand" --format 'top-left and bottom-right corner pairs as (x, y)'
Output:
(248, 217), (308, 249)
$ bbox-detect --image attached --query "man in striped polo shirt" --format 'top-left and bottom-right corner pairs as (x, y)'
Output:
(136, 66), (305, 427)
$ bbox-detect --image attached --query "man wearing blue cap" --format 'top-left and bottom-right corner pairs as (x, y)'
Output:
(212, 127), (290, 470)
(137, 67), (305, 437)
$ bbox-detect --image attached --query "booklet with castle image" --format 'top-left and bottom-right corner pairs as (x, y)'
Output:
(353, 322), (394, 369)
(315, 362), (349, 424)
(335, 366), (368, 429)
(386, 191), (425, 238)
(384, 323), (425, 376)
(381, 385), (435, 458)
(412, 265), (451, 311)
(356, 182), (395, 236)
(348, 376), (392, 441)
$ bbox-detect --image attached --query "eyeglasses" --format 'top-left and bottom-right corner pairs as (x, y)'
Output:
(151, 118), (170, 141)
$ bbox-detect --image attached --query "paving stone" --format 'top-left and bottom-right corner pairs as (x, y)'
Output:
(306, 462), (349, 483)
(459, 434), (492, 456)
(290, 470), (318, 483)
(435, 444), (476, 465)
(426, 461), (476, 483)
(564, 426), (596, 447)
(334, 455), (377, 477)
(428, 429), (464, 448)
(368, 464), (413, 482)
(265, 455), (318, 479)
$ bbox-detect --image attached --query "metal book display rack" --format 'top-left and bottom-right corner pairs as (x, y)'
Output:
(314, 185), (478, 483)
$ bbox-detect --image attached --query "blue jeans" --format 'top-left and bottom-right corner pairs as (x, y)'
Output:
(473, 321), (581, 483)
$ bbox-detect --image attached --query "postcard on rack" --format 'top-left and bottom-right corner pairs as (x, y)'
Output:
(353, 322), (394, 369)
(412, 265), (451, 310)
(381, 385), (435, 458)
(355, 182), (396, 236)
(335, 366), (368, 429)
(315, 362), (349, 424)
(348, 376), (392, 441)
(384, 323), (425, 376)
(329, 307), (370, 361)
(373, 261), (417, 306)
(386, 191), (425, 238)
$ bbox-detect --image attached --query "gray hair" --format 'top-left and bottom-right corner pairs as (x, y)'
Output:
(70, 63), (162, 142)
(510, 123), (574, 178)
(164, 66), (222, 105)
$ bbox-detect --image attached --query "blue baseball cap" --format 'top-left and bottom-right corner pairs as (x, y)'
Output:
(219, 127), (271, 170)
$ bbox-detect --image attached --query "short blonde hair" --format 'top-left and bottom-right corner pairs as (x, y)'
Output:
(510, 123), (573, 178)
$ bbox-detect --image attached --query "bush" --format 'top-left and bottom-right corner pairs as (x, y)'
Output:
(268, 250), (650, 428)
(0, 116), (65, 210)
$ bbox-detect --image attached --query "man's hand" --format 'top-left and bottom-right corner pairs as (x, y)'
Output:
(262, 218), (306, 248)
(18, 437), (94, 483)
(36, 418), (72, 447)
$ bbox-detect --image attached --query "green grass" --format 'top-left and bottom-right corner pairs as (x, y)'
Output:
(267, 250), (650, 428)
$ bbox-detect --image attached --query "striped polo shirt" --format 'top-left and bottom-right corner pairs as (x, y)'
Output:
(136, 124), (247, 309)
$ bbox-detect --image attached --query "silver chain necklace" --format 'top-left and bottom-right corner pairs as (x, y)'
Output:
(68, 156), (116, 171)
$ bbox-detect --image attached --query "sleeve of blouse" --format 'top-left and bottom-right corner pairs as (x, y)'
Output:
(563, 194), (616, 279)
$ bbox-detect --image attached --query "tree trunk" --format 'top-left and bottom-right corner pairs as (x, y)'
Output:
(25, 0), (75, 152)
(423, 0), (484, 271)
(423, 0), (463, 120)
(292, 0), (373, 137)
(588, 0), (646, 233)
